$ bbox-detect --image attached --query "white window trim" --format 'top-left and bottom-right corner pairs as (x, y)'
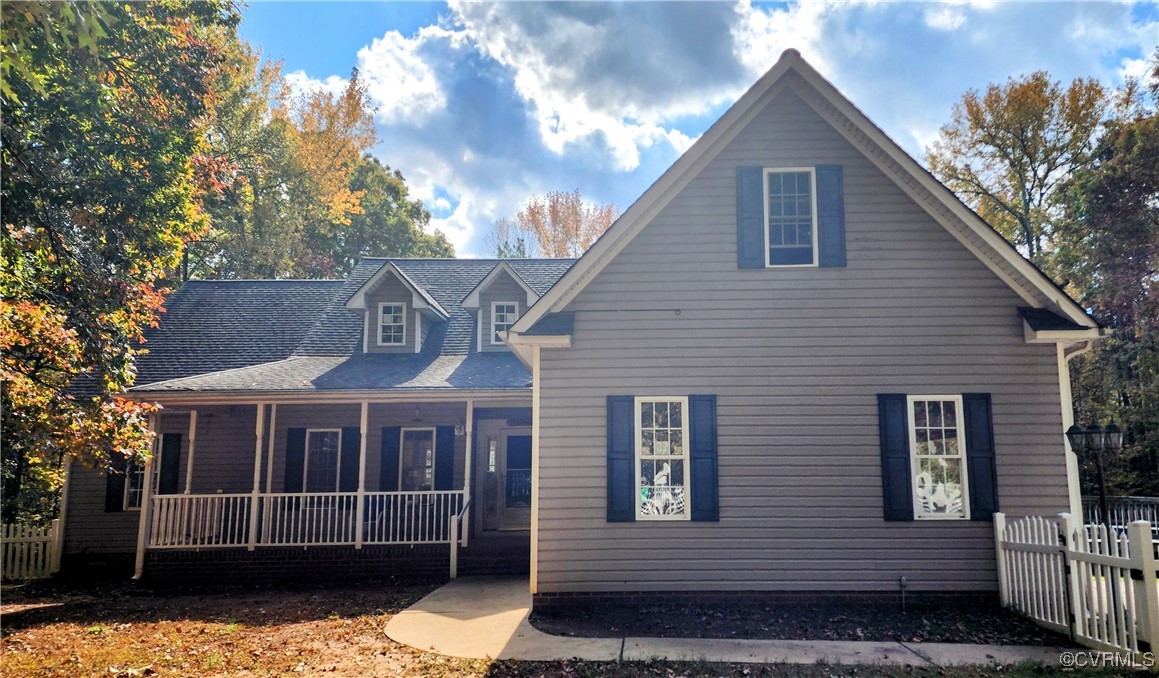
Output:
(304, 428), (342, 493)
(399, 427), (437, 491)
(634, 395), (691, 521)
(763, 167), (819, 268)
(906, 394), (970, 521)
(490, 301), (520, 345)
(124, 462), (145, 511)
(377, 302), (407, 346)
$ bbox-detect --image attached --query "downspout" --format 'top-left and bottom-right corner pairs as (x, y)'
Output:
(1058, 340), (1093, 518)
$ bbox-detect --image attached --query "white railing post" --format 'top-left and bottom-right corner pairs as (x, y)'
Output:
(248, 404), (265, 551)
(449, 512), (459, 579)
(48, 518), (61, 574)
(462, 400), (473, 548)
(1129, 521), (1158, 657)
(994, 512), (1009, 606)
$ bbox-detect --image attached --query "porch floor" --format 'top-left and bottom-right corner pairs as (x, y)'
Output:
(385, 577), (1072, 666)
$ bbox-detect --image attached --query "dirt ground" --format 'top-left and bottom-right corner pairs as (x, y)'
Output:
(530, 598), (1075, 646)
(0, 579), (1121, 678)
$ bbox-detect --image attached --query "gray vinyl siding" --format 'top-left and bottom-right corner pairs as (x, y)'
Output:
(478, 273), (527, 353)
(535, 89), (1068, 594)
(365, 275), (416, 353)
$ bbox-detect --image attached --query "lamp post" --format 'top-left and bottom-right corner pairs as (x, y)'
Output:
(1065, 421), (1124, 530)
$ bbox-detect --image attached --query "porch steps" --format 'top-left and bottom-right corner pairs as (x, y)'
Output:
(458, 534), (530, 575)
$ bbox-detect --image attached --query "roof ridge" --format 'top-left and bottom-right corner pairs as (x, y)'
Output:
(182, 278), (345, 283)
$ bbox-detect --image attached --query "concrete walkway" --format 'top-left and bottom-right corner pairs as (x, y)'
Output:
(384, 576), (1067, 666)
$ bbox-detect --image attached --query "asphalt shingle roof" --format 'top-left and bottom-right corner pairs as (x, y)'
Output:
(131, 258), (574, 394)
(135, 280), (344, 386)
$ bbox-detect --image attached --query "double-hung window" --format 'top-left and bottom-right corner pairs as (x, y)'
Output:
(907, 396), (969, 519)
(124, 462), (146, 510)
(378, 302), (407, 346)
(764, 168), (817, 267)
(635, 396), (690, 520)
(491, 302), (519, 344)
(304, 429), (341, 493)
(400, 428), (435, 491)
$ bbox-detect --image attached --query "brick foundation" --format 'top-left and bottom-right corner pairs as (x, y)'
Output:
(532, 589), (999, 610)
(143, 545), (452, 585)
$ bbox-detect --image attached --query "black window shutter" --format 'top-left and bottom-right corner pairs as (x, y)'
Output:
(104, 457), (127, 512)
(339, 427), (361, 492)
(816, 164), (846, 267)
(878, 394), (913, 521)
(688, 395), (719, 522)
(380, 427), (401, 491)
(284, 428), (306, 493)
(963, 394), (999, 521)
(434, 426), (455, 491)
(157, 433), (183, 495)
(736, 166), (765, 269)
(607, 396), (635, 522)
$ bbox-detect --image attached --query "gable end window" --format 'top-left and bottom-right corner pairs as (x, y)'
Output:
(491, 302), (519, 344)
(378, 302), (407, 346)
(764, 168), (817, 267)
(878, 393), (998, 522)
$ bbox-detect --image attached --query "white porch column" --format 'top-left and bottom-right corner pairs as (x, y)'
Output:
(265, 404), (277, 493)
(247, 404), (265, 551)
(529, 346), (541, 594)
(183, 410), (197, 494)
(356, 401), (368, 549)
(133, 413), (159, 580)
(462, 399), (474, 548)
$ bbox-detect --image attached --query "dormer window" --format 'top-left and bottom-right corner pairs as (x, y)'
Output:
(491, 302), (519, 344)
(378, 302), (407, 346)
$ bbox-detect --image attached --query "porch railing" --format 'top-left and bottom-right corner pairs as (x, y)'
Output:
(147, 491), (465, 549)
(150, 494), (251, 548)
(1083, 496), (1159, 528)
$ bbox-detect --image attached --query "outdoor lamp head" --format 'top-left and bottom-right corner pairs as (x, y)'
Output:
(1085, 424), (1106, 454)
(1065, 424), (1087, 453)
(1104, 422), (1123, 452)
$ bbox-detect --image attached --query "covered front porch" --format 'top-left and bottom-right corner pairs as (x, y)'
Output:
(132, 396), (534, 578)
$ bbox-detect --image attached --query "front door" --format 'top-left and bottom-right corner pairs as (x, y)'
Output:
(500, 434), (532, 530)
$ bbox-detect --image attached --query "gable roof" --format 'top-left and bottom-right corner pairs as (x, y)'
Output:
(130, 258), (574, 396)
(344, 261), (450, 318)
(510, 49), (1098, 339)
(461, 260), (541, 308)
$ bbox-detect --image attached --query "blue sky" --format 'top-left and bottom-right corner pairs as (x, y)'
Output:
(239, 1), (1158, 257)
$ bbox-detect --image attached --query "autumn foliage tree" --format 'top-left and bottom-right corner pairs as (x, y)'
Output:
(926, 72), (1109, 267)
(487, 189), (618, 258)
(189, 38), (450, 279)
(1056, 54), (1159, 496)
(1, 1), (236, 522)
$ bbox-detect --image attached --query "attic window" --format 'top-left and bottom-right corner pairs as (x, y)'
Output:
(491, 302), (519, 344)
(765, 168), (818, 267)
(378, 302), (407, 346)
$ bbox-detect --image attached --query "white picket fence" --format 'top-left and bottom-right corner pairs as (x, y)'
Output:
(995, 512), (1159, 661)
(1, 520), (62, 580)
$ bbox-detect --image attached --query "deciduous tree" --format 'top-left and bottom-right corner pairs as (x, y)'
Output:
(1, 1), (236, 522)
(487, 189), (618, 258)
(1057, 54), (1159, 496)
(926, 72), (1109, 267)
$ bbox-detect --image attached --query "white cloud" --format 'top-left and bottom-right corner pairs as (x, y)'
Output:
(1120, 56), (1149, 81)
(445, 1), (746, 170)
(356, 27), (451, 125)
(284, 70), (348, 99)
(924, 6), (967, 31)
